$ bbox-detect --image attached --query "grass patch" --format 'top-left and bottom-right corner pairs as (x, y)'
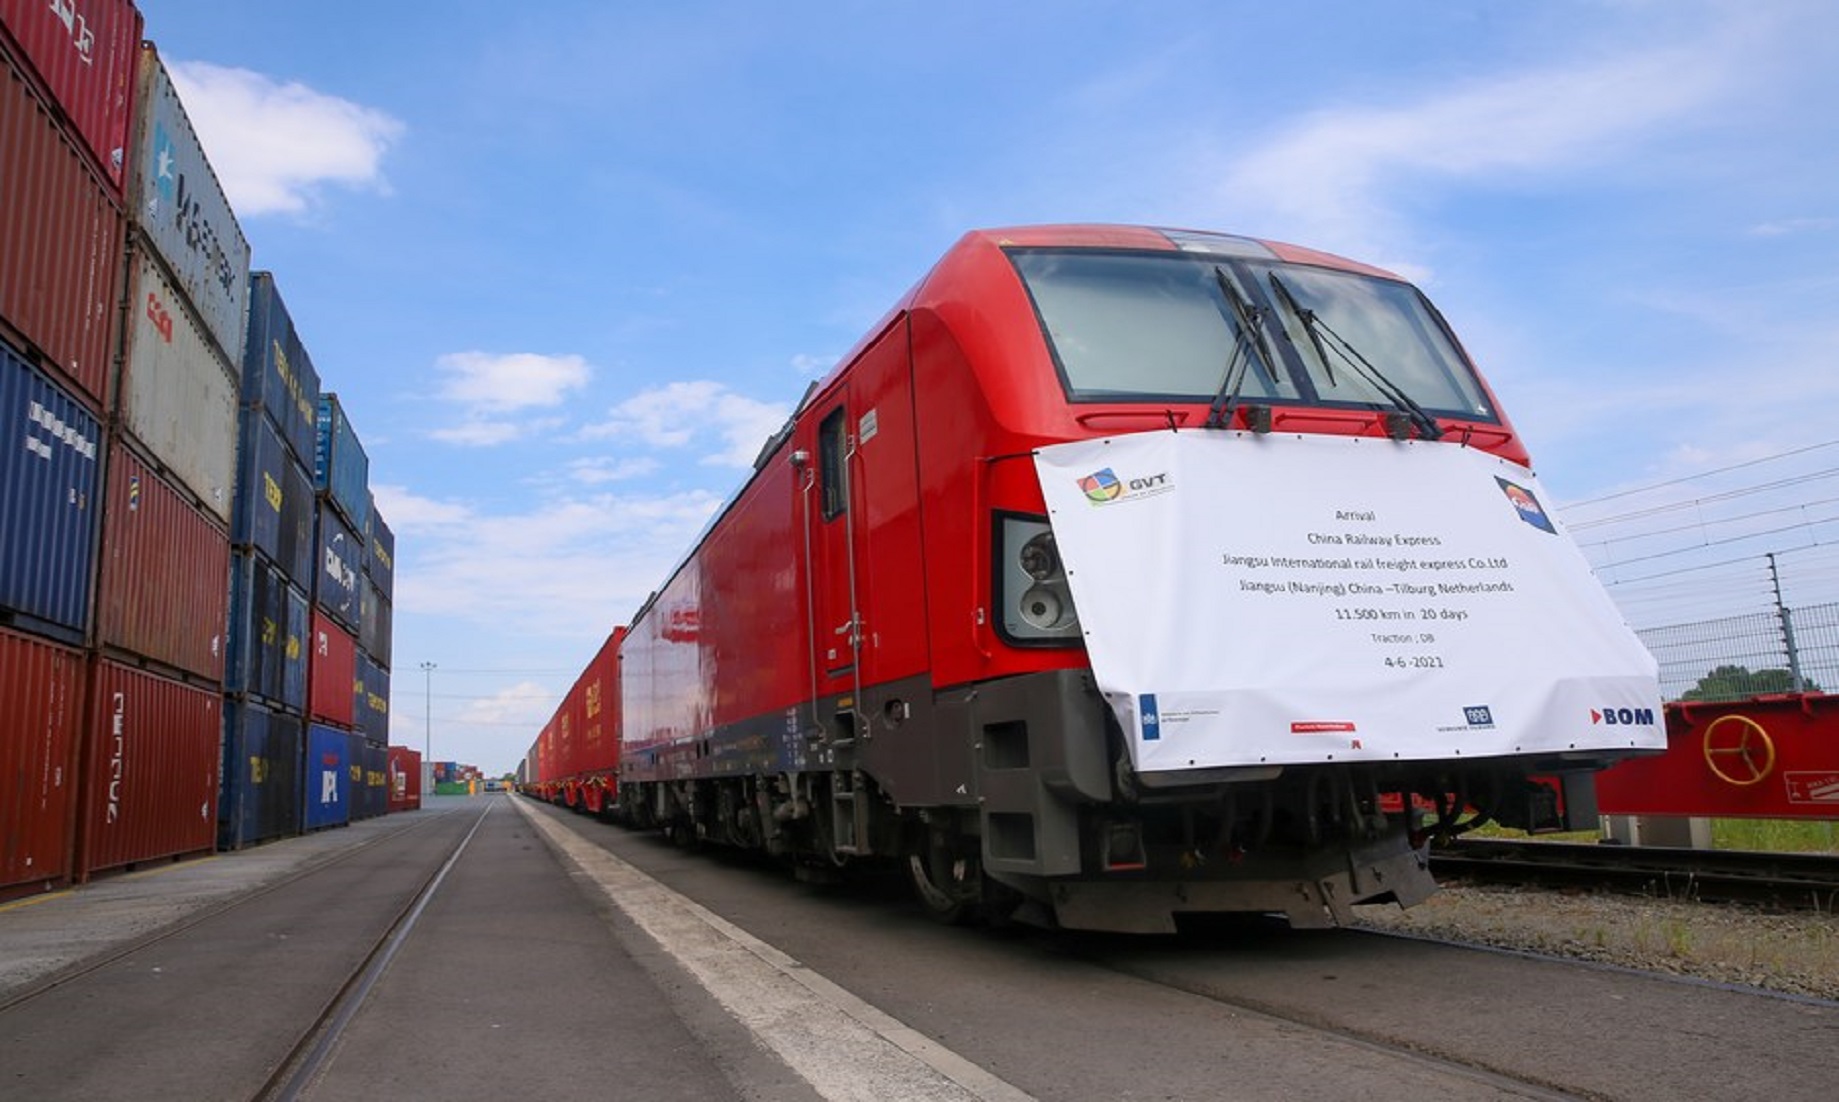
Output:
(1461, 818), (1839, 853)
(1711, 818), (1839, 853)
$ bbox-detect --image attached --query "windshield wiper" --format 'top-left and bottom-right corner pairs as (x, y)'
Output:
(1204, 267), (1279, 430)
(1266, 274), (1334, 387)
(1266, 273), (1442, 441)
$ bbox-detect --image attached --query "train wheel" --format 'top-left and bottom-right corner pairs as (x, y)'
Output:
(907, 836), (980, 925)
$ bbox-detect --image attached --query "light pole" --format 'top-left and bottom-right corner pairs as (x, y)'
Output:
(420, 661), (436, 776)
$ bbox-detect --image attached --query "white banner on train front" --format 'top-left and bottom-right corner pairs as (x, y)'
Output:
(1033, 431), (1664, 777)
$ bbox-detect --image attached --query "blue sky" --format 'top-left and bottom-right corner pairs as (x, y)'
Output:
(134, 0), (1839, 772)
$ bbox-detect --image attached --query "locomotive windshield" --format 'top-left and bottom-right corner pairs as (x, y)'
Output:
(1008, 249), (1497, 421)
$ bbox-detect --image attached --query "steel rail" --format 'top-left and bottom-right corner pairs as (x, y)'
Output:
(254, 800), (495, 1101)
(1429, 838), (1839, 911)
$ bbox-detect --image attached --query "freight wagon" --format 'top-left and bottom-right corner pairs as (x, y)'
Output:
(527, 224), (1664, 933)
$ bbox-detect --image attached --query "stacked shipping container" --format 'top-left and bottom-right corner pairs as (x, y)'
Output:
(310, 392), (382, 823)
(231, 276), (336, 840)
(1, 1), (128, 897)
(81, 43), (248, 876)
(1, 3), (402, 895)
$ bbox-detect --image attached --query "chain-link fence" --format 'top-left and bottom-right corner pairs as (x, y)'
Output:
(1636, 601), (1839, 702)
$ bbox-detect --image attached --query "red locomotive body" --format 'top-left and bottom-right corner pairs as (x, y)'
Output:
(560, 226), (1660, 932)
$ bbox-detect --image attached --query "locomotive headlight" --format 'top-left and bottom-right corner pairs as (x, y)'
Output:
(1019, 584), (1069, 630)
(1018, 531), (1060, 581)
(998, 515), (1081, 645)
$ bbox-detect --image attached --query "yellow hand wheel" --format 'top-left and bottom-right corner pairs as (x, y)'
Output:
(1701, 714), (1776, 787)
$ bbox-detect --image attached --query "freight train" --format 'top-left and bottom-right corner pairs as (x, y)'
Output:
(524, 224), (1663, 933)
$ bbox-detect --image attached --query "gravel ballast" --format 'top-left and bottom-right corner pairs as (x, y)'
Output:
(1353, 883), (1839, 1001)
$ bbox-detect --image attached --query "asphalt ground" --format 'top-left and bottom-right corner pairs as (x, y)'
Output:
(0, 795), (788, 1101)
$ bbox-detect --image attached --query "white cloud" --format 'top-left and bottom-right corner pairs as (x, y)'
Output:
(437, 351), (591, 411)
(394, 488), (726, 638)
(370, 484), (471, 527)
(583, 381), (791, 467)
(429, 420), (526, 447)
(167, 61), (403, 217)
(453, 681), (556, 733)
(1749, 218), (1837, 237)
(790, 353), (833, 378)
(566, 456), (662, 484)
(1217, 41), (1738, 261)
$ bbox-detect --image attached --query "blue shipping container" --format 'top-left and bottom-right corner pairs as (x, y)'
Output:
(349, 735), (388, 821)
(315, 393), (370, 535)
(241, 273), (321, 471)
(315, 500), (361, 632)
(233, 406), (316, 586)
(366, 498), (394, 601)
(226, 551), (310, 710)
(303, 723), (351, 830)
(1, 340), (102, 641)
(219, 701), (302, 849)
(356, 652), (390, 744)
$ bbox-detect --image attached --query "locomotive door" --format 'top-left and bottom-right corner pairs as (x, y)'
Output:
(809, 402), (860, 709)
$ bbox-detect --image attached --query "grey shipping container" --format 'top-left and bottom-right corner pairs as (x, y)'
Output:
(241, 273), (320, 471)
(233, 406), (316, 587)
(1, 339), (101, 642)
(117, 245), (239, 524)
(315, 500), (361, 633)
(225, 550), (309, 711)
(130, 45), (250, 366)
(359, 574), (393, 670)
(315, 393), (369, 535)
(218, 700), (301, 849)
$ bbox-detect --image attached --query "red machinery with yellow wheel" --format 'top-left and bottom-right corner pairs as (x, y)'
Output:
(1596, 693), (1839, 818)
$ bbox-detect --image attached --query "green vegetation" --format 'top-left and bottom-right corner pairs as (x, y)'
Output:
(1711, 818), (1839, 853)
(1680, 664), (1821, 702)
(1468, 817), (1839, 852)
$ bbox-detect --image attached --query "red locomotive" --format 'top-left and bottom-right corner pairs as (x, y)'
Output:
(529, 225), (1663, 932)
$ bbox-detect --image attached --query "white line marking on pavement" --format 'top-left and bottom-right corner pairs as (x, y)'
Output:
(516, 800), (1035, 1102)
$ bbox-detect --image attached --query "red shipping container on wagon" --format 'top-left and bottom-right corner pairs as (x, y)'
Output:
(0, 38), (124, 409)
(78, 658), (220, 880)
(95, 442), (231, 683)
(0, 0), (140, 192)
(0, 627), (85, 900)
(387, 746), (422, 813)
(309, 608), (357, 728)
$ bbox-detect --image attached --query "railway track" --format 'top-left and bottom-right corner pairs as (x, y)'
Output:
(1429, 838), (1839, 911)
(0, 803), (490, 1100)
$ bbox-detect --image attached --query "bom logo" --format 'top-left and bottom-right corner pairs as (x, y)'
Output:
(1078, 468), (1173, 506)
(1592, 706), (1656, 726)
